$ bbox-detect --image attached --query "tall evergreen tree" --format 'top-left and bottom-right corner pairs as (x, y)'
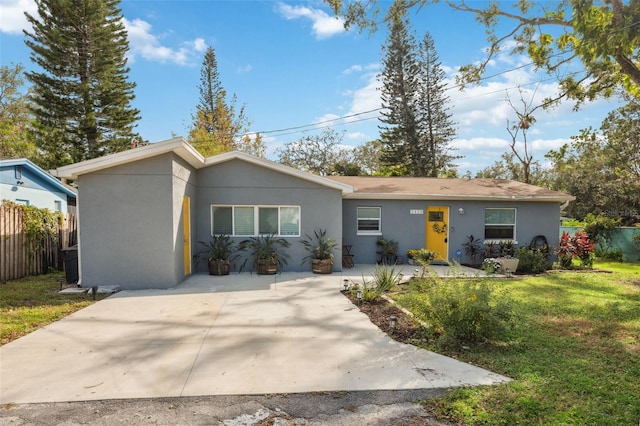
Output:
(378, 0), (459, 176)
(378, 0), (420, 176)
(189, 46), (264, 157)
(24, 0), (139, 168)
(416, 32), (459, 177)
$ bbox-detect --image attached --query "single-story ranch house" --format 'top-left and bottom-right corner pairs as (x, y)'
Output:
(54, 137), (574, 290)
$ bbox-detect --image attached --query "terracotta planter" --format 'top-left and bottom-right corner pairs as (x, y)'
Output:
(311, 258), (333, 274)
(257, 259), (278, 275)
(208, 259), (230, 276)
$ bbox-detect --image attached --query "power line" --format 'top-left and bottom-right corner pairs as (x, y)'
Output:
(243, 58), (578, 139)
(253, 108), (381, 135)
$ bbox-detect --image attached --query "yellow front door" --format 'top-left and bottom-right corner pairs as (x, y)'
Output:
(425, 206), (449, 261)
(183, 196), (191, 276)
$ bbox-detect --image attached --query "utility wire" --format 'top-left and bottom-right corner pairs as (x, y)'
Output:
(245, 14), (640, 139)
(246, 58), (579, 139)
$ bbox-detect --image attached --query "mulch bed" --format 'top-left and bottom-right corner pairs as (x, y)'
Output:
(341, 291), (422, 343)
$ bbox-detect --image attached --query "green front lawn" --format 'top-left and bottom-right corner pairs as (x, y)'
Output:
(0, 272), (103, 345)
(398, 261), (640, 425)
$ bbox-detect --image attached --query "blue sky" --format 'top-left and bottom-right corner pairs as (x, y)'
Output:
(0, 0), (624, 174)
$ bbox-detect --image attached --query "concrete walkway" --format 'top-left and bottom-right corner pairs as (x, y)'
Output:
(0, 266), (508, 404)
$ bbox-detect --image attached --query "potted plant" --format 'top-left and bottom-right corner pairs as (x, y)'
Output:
(194, 234), (237, 276)
(382, 239), (399, 265)
(412, 248), (436, 266)
(300, 228), (339, 274)
(238, 234), (291, 275)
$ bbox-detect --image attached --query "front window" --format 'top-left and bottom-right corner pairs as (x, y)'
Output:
(258, 207), (278, 234)
(484, 208), (516, 240)
(279, 207), (300, 236)
(357, 207), (381, 234)
(234, 207), (254, 236)
(211, 205), (300, 237)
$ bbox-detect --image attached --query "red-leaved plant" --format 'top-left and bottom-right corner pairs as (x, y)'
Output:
(556, 231), (596, 268)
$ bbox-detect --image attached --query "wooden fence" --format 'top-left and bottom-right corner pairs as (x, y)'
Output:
(0, 205), (77, 283)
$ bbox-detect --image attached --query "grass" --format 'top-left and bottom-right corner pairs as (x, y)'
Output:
(0, 272), (105, 345)
(396, 261), (640, 425)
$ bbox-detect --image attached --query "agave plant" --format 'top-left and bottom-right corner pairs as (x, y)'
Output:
(238, 234), (291, 274)
(300, 228), (339, 274)
(193, 234), (238, 275)
(300, 228), (338, 263)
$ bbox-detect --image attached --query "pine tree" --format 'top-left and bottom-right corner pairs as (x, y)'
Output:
(415, 31), (459, 177)
(378, 0), (420, 176)
(378, 0), (459, 176)
(24, 0), (139, 168)
(189, 46), (264, 157)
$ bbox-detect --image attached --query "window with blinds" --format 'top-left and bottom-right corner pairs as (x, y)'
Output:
(357, 206), (381, 234)
(484, 208), (516, 240)
(210, 205), (300, 237)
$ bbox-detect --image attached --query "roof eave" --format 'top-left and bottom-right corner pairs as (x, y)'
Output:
(342, 192), (575, 203)
(2, 158), (76, 198)
(204, 151), (354, 194)
(55, 137), (203, 180)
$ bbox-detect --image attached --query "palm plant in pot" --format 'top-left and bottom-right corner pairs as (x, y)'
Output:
(238, 234), (291, 275)
(300, 228), (339, 274)
(194, 234), (237, 276)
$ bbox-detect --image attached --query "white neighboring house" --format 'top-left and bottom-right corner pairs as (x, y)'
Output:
(0, 158), (76, 213)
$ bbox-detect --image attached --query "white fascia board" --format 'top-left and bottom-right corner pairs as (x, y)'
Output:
(56, 137), (204, 179)
(204, 151), (354, 194)
(342, 192), (575, 203)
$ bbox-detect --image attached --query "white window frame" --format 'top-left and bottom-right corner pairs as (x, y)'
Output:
(357, 206), (382, 235)
(210, 205), (301, 237)
(484, 208), (517, 242)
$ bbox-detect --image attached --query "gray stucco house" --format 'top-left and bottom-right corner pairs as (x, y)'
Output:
(55, 137), (573, 290)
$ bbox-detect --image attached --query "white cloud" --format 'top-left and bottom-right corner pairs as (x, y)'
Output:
(123, 18), (203, 65)
(192, 38), (207, 52)
(315, 113), (340, 125)
(346, 131), (366, 140)
(0, 0), (36, 34)
(455, 137), (509, 150)
(531, 137), (571, 151)
(237, 64), (253, 73)
(346, 73), (382, 117)
(343, 62), (379, 76)
(276, 2), (345, 39)
(342, 65), (362, 75)
(0, 1), (205, 67)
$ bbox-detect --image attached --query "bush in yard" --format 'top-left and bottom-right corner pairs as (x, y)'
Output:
(516, 247), (550, 274)
(583, 213), (620, 252)
(410, 276), (515, 345)
(411, 249), (437, 266)
(595, 246), (624, 262)
(556, 231), (597, 269)
(349, 265), (401, 302)
(373, 264), (402, 292)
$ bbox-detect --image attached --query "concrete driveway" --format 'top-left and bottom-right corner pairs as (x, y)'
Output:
(0, 269), (508, 404)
